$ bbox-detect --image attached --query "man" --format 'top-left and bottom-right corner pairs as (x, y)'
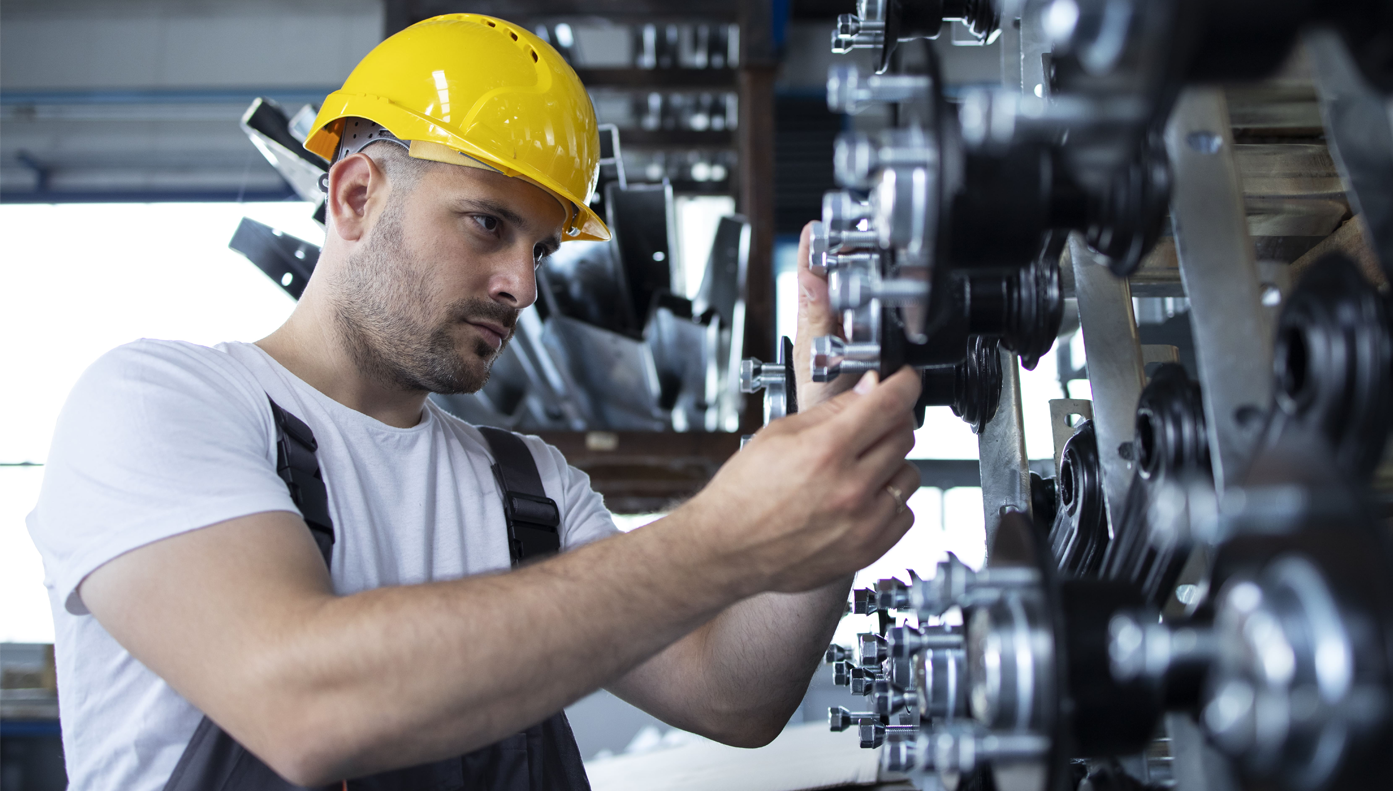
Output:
(28, 14), (922, 790)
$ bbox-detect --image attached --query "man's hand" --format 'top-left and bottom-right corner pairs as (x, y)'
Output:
(610, 365), (922, 745)
(794, 220), (857, 409)
(691, 366), (923, 593)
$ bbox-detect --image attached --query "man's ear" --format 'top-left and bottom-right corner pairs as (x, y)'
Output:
(326, 153), (389, 242)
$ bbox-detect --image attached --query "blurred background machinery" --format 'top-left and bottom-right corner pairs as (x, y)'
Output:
(785, 1), (1393, 790)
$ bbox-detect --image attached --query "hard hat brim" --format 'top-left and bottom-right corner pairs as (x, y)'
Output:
(306, 92), (611, 243)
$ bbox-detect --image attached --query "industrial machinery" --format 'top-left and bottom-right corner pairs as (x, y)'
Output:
(744, 1), (1393, 788)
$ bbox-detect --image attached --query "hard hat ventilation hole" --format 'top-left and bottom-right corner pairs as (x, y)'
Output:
(531, 49), (538, 62)
(510, 31), (518, 41)
(486, 20), (496, 27)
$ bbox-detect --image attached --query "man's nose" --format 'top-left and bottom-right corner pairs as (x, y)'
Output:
(489, 245), (539, 309)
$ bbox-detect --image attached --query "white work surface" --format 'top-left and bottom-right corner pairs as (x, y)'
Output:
(584, 722), (886, 791)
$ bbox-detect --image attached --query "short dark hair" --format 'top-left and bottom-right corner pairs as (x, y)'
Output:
(361, 139), (440, 195)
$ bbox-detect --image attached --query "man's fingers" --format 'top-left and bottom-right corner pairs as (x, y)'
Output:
(859, 462), (922, 561)
(888, 462), (922, 504)
(853, 413), (918, 480)
(818, 367), (923, 456)
(794, 220), (850, 403)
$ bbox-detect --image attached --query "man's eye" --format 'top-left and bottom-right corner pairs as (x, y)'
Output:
(473, 215), (500, 232)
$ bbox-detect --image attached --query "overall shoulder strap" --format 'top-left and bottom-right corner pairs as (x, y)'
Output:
(477, 427), (561, 566)
(268, 397), (335, 566)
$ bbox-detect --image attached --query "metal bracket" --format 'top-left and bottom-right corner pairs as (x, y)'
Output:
(1068, 235), (1147, 533)
(978, 348), (1033, 552)
(1049, 398), (1095, 474)
(1164, 88), (1274, 490)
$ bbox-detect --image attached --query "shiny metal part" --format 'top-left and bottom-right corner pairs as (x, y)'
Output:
(829, 705), (878, 733)
(860, 719), (917, 749)
(811, 335), (881, 382)
(871, 163), (936, 259)
(833, 660), (882, 695)
(872, 679), (910, 716)
(887, 624), (966, 658)
(739, 357), (787, 422)
(882, 733), (918, 773)
(910, 554), (1042, 617)
(919, 647), (971, 723)
(1068, 235), (1146, 531)
(811, 250), (879, 278)
(1108, 610), (1216, 688)
(977, 350), (1033, 551)
(831, 0), (888, 54)
(1201, 556), (1382, 787)
(811, 219), (880, 254)
(1049, 398), (1095, 474)
(966, 592), (1056, 733)
(852, 578), (914, 616)
(1164, 88), (1274, 491)
(827, 63), (931, 114)
(739, 336), (797, 426)
(829, 269), (926, 312)
(928, 728), (1051, 775)
(835, 127), (935, 189)
(823, 190), (874, 229)
(890, 724), (1051, 779)
(542, 315), (666, 431)
(858, 632), (890, 668)
(958, 88), (1149, 152)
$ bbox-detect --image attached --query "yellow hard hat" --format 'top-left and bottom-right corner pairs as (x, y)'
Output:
(305, 13), (611, 242)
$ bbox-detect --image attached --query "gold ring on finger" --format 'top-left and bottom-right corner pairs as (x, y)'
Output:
(884, 483), (907, 514)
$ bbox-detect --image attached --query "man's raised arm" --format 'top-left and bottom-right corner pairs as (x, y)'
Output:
(80, 366), (920, 785)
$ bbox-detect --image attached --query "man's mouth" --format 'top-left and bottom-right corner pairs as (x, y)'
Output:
(466, 320), (508, 351)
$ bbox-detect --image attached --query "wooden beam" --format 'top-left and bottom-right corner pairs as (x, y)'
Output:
(737, 1), (779, 434)
(1289, 214), (1390, 289)
(535, 431), (742, 513)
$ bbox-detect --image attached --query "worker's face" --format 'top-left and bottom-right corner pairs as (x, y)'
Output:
(333, 160), (566, 394)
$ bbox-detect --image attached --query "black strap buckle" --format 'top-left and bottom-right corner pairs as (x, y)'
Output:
(500, 484), (561, 564)
(268, 397), (334, 565)
(478, 426), (562, 566)
(503, 491), (561, 530)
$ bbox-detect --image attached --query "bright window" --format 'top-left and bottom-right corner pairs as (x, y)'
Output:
(0, 202), (309, 642)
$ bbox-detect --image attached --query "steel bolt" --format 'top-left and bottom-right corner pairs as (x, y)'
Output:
(823, 190), (874, 229)
(859, 633), (889, 667)
(872, 679), (909, 715)
(829, 705), (878, 733)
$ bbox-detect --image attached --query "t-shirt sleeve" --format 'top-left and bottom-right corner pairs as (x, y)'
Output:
(521, 434), (620, 550)
(28, 340), (299, 615)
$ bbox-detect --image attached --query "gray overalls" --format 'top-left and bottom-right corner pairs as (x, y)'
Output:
(162, 400), (592, 791)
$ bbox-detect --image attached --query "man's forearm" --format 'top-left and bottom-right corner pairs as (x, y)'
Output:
(702, 576), (855, 736)
(612, 574), (853, 746)
(286, 509), (762, 781)
(86, 507), (755, 785)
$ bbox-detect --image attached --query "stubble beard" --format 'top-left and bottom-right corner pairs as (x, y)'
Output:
(331, 201), (517, 395)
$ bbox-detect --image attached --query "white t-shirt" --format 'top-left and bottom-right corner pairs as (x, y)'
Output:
(27, 339), (620, 791)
